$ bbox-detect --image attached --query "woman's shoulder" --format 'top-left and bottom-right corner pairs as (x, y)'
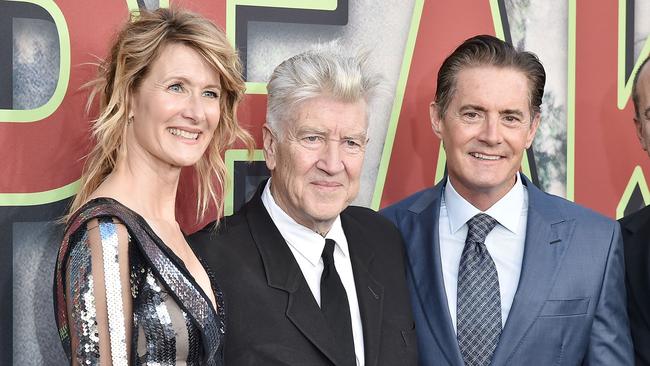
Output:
(65, 197), (139, 236)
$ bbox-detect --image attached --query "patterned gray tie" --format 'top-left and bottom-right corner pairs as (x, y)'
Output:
(457, 213), (501, 366)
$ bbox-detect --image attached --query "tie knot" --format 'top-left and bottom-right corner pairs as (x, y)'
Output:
(322, 239), (336, 264)
(466, 213), (498, 244)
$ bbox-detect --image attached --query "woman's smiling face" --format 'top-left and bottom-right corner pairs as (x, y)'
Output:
(127, 42), (222, 169)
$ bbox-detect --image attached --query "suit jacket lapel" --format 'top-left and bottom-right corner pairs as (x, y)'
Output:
(341, 211), (384, 366)
(491, 177), (573, 364)
(244, 189), (345, 366)
(405, 180), (464, 366)
(620, 209), (650, 330)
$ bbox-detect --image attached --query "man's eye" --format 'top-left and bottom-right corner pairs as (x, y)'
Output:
(342, 139), (366, 154)
(344, 139), (361, 147)
(302, 136), (323, 143)
(463, 112), (480, 120)
(298, 135), (325, 150)
(503, 115), (521, 123)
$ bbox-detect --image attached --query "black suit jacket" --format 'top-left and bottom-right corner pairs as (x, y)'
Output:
(620, 206), (650, 366)
(190, 189), (417, 366)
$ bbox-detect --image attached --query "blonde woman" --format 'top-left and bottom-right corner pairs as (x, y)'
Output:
(53, 8), (252, 365)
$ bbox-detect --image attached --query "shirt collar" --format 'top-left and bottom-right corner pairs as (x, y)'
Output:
(325, 216), (349, 257)
(444, 173), (526, 234)
(261, 179), (348, 266)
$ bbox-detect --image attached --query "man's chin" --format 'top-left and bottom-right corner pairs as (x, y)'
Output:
(465, 177), (518, 194)
(305, 205), (344, 223)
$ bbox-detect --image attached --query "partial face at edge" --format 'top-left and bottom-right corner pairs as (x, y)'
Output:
(263, 96), (368, 232)
(430, 66), (540, 207)
(634, 65), (650, 156)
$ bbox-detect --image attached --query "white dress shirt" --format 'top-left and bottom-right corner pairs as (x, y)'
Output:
(439, 174), (528, 331)
(262, 180), (365, 365)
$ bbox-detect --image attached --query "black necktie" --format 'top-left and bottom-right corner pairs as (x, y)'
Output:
(457, 213), (502, 366)
(320, 238), (356, 366)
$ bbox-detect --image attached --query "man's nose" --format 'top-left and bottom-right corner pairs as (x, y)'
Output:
(316, 140), (345, 174)
(478, 117), (502, 145)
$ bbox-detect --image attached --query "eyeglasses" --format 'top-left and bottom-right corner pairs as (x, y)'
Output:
(285, 132), (369, 155)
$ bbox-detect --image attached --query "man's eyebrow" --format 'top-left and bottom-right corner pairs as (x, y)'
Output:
(459, 104), (487, 112)
(499, 109), (525, 118)
(342, 132), (368, 140)
(296, 127), (327, 135)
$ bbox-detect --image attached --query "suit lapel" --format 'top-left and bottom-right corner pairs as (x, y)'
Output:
(244, 190), (345, 366)
(285, 285), (344, 366)
(491, 177), (573, 364)
(620, 209), (650, 330)
(405, 181), (464, 366)
(341, 212), (384, 366)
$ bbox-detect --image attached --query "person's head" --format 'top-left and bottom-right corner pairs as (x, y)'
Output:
(263, 42), (381, 234)
(69, 8), (253, 220)
(430, 35), (544, 210)
(632, 56), (650, 155)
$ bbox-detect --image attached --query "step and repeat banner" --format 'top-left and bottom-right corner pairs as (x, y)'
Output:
(1, 0), (649, 364)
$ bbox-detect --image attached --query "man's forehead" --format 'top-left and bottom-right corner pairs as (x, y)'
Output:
(454, 65), (529, 86)
(451, 67), (531, 106)
(290, 122), (367, 135)
(283, 100), (368, 135)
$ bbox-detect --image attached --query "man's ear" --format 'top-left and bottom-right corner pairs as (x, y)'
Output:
(430, 102), (443, 138)
(525, 112), (542, 149)
(634, 117), (648, 151)
(262, 124), (277, 170)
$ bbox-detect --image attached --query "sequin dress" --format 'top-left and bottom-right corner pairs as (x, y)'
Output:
(53, 198), (225, 365)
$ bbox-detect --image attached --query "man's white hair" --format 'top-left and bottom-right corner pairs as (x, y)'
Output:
(266, 40), (382, 136)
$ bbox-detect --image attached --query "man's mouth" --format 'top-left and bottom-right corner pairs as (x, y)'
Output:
(469, 152), (501, 161)
(312, 181), (343, 188)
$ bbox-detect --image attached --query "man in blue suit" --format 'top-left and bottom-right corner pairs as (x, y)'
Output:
(382, 35), (633, 365)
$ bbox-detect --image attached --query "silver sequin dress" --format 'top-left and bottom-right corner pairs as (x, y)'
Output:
(53, 198), (225, 365)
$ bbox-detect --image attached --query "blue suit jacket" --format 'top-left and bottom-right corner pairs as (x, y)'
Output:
(382, 176), (633, 365)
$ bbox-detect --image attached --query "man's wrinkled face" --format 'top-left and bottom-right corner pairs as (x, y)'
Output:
(263, 96), (368, 232)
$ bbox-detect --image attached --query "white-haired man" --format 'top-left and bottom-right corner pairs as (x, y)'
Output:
(191, 44), (417, 366)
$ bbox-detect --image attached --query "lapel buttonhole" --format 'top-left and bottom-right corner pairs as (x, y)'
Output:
(368, 286), (380, 300)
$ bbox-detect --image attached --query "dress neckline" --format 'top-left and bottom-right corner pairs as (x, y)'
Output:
(76, 197), (220, 314)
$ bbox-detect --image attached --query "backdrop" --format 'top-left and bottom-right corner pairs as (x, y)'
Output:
(1, 0), (649, 364)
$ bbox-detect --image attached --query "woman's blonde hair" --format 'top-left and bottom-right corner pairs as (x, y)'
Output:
(68, 7), (253, 222)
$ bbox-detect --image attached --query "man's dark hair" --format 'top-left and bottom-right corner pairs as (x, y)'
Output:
(434, 34), (546, 119)
(632, 55), (650, 120)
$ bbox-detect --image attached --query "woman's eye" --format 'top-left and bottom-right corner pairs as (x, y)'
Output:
(203, 90), (220, 99)
(168, 83), (183, 92)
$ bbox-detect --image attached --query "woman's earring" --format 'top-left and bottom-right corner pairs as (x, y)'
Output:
(128, 116), (134, 125)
